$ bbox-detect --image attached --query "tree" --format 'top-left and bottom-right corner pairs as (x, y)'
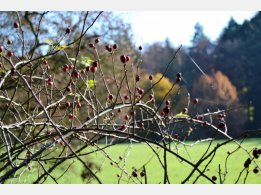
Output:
(189, 23), (215, 72)
(191, 71), (247, 137)
(219, 17), (240, 42)
(213, 12), (261, 129)
(141, 38), (188, 83)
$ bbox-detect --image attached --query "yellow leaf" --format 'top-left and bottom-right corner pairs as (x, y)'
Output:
(56, 45), (69, 50)
(173, 112), (190, 118)
(44, 38), (54, 45)
(86, 79), (95, 88)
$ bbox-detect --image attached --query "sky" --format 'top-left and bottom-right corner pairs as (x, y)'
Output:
(116, 11), (258, 47)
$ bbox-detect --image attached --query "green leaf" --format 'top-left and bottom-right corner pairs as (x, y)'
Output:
(68, 56), (94, 68)
(81, 57), (94, 63)
(80, 57), (94, 67)
(80, 61), (91, 67)
(0, 69), (6, 73)
(68, 92), (80, 97)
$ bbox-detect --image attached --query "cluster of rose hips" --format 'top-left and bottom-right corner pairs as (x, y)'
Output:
(132, 169), (145, 178)
(120, 54), (131, 64)
(193, 114), (209, 126)
(136, 87), (144, 100)
(147, 75), (155, 102)
(63, 64), (74, 72)
(117, 111), (137, 131)
(0, 45), (14, 57)
(0, 22), (19, 58)
(88, 38), (100, 49)
(63, 61), (99, 76)
(47, 75), (53, 86)
(105, 43), (118, 53)
(65, 100), (81, 108)
(243, 149), (260, 174)
(161, 100), (171, 116)
(51, 136), (65, 146)
(145, 75), (155, 103)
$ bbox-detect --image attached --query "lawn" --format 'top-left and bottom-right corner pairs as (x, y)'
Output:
(3, 138), (261, 184)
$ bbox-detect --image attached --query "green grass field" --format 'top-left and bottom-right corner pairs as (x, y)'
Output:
(4, 138), (261, 184)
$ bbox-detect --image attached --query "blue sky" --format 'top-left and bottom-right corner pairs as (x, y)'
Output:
(116, 11), (258, 47)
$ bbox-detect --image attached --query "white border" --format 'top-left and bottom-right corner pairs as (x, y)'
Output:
(0, 0), (260, 11)
(0, 184), (261, 195)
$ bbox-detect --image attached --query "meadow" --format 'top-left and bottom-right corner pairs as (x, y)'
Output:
(4, 138), (260, 184)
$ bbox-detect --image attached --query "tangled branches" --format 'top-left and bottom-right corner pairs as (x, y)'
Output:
(0, 11), (260, 184)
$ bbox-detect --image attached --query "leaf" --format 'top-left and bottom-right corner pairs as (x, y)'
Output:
(44, 38), (54, 45)
(55, 45), (69, 50)
(81, 57), (94, 63)
(68, 56), (94, 68)
(80, 57), (94, 67)
(86, 79), (95, 88)
(80, 61), (90, 67)
(69, 58), (76, 61)
(0, 69), (6, 73)
(68, 92), (80, 97)
(173, 112), (190, 118)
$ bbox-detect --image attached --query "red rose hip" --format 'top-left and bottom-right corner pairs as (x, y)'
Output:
(120, 55), (126, 63)
(66, 27), (72, 34)
(14, 22), (19, 29)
